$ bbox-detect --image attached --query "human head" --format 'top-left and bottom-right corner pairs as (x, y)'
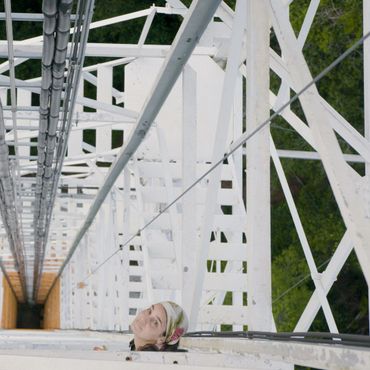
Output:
(130, 301), (188, 351)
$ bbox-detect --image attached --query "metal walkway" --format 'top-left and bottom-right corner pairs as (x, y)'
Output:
(0, 330), (368, 369)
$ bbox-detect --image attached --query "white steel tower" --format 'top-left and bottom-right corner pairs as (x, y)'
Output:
(0, 1), (369, 369)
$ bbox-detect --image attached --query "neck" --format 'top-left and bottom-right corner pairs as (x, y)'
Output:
(133, 336), (156, 350)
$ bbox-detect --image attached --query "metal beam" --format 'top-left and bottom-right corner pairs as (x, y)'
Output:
(3, 0), (27, 300)
(182, 336), (370, 370)
(364, 0), (370, 332)
(33, 0), (96, 300)
(0, 42), (217, 59)
(0, 12), (76, 21)
(245, 0), (272, 331)
(46, 0), (222, 298)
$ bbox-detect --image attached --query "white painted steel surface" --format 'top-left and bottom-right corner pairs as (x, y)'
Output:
(0, 331), (367, 370)
(0, 1), (368, 369)
(364, 0), (370, 332)
(245, 0), (272, 332)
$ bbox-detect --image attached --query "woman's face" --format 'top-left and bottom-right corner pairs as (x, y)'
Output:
(131, 304), (167, 346)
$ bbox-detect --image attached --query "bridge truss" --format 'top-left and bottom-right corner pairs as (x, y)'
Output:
(0, 0), (369, 369)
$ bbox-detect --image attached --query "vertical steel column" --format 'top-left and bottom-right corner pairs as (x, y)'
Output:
(363, 0), (370, 331)
(120, 168), (131, 330)
(246, 0), (272, 331)
(88, 223), (100, 330)
(60, 261), (71, 328)
(156, 127), (182, 277)
(81, 234), (90, 328)
(97, 205), (108, 329)
(75, 241), (84, 329)
(189, 0), (246, 329)
(3, 0), (27, 300)
(67, 81), (83, 157)
(106, 191), (116, 330)
(132, 161), (154, 304)
(231, 73), (244, 331)
(97, 66), (113, 152)
(69, 254), (77, 328)
(85, 229), (94, 330)
(109, 190), (121, 330)
(181, 65), (197, 314)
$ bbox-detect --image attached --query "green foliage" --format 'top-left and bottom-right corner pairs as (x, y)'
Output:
(271, 0), (367, 335)
(291, 0), (363, 133)
(0, 1), (43, 39)
(272, 245), (311, 331)
(90, 0), (181, 46)
(328, 252), (369, 334)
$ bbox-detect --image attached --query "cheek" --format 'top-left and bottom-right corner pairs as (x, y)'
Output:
(131, 314), (144, 331)
(143, 325), (162, 339)
(134, 312), (144, 322)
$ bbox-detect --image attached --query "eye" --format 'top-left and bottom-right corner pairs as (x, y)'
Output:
(148, 308), (152, 314)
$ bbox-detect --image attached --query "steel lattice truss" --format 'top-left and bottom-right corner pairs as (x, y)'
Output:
(0, 1), (369, 367)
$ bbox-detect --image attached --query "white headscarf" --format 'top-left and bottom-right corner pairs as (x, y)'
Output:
(160, 301), (188, 345)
